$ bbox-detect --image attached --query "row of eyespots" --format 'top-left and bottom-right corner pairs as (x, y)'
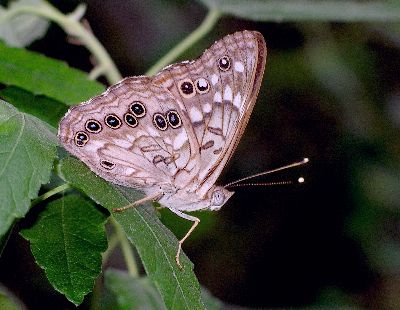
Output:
(74, 101), (147, 147)
(153, 110), (181, 131)
(178, 55), (232, 99)
(178, 77), (210, 99)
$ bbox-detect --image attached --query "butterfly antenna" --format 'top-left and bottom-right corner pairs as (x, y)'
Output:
(226, 177), (305, 188)
(224, 158), (309, 189)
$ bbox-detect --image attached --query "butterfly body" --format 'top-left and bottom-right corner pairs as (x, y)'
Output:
(58, 30), (266, 267)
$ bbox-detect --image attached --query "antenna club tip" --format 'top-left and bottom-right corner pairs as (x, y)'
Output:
(298, 177), (305, 183)
(303, 158), (309, 163)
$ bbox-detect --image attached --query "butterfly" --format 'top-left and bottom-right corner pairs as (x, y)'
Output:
(58, 30), (267, 268)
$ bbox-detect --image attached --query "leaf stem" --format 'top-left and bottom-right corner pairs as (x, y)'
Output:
(0, 2), (122, 84)
(145, 9), (221, 76)
(101, 231), (119, 264)
(32, 183), (70, 206)
(110, 217), (139, 277)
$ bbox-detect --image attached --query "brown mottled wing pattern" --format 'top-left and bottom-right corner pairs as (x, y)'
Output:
(153, 31), (267, 196)
(58, 77), (199, 192)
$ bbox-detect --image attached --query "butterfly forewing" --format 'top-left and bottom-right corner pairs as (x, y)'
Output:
(153, 31), (267, 196)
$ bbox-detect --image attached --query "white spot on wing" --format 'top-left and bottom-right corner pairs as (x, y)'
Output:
(165, 137), (172, 145)
(113, 139), (132, 148)
(125, 167), (136, 175)
(147, 126), (161, 137)
(211, 74), (219, 85)
(234, 61), (244, 72)
(224, 85), (233, 101)
(189, 107), (203, 123)
(173, 129), (188, 150)
(202, 103), (212, 113)
(233, 92), (242, 108)
(214, 92), (222, 103)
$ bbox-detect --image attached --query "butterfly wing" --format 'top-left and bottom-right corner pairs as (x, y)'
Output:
(153, 30), (267, 196)
(58, 77), (200, 192)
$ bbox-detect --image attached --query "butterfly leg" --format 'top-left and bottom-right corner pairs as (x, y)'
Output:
(168, 208), (200, 269)
(113, 191), (164, 212)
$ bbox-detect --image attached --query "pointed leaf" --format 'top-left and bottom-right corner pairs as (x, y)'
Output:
(0, 86), (68, 127)
(0, 42), (104, 105)
(104, 269), (167, 310)
(199, 0), (400, 22)
(59, 157), (204, 310)
(20, 194), (108, 305)
(0, 100), (58, 237)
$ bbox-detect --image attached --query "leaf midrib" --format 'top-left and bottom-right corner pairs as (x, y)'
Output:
(0, 112), (25, 179)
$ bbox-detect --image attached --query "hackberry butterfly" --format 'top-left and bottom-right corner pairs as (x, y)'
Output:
(58, 30), (267, 268)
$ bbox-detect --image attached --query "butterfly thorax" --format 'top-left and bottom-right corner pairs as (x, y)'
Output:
(154, 185), (234, 212)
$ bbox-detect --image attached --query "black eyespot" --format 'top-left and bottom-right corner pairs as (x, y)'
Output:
(218, 56), (231, 71)
(85, 119), (102, 133)
(180, 81), (194, 94)
(105, 114), (121, 129)
(178, 79), (196, 98)
(153, 113), (168, 131)
(100, 160), (115, 170)
(74, 131), (89, 147)
(195, 78), (210, 94)
(130, 101), (146, 118)
(167, 110), (181, 129)
(124, 113), (138, 128)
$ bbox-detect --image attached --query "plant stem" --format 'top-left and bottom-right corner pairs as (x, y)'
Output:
(32, 183), (70, 206)
(145, 9), (221, 76)
(0, 2), (122, 84)
(110, 217), (139, 277)
(102, 231), (119, 265)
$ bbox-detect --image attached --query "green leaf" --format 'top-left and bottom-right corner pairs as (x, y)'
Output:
(0, 100), (58, 237)
(0, 0), (50, 47)
(0, 86), (68, 128)
(0, 41), (104, 105)
(198, 0), (400, 22)
(20, 194), (108, 305)
(59, 157), (204, 310)
(104, 269), (167, 310)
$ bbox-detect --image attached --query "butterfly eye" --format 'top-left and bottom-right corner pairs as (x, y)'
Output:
(211, 189), (225, 207)
(74, 131), (89, 147)
(218, 56), (231, 71)
(124, 113), (138, 128)
(153, 113), (168, 131)
(105, 114), (122, 129)
(166, 110), (182, 129)
(195, 78), (210, 94)
(130, 101), (146, 118)
(178, 79), (195, 98)
(85, 119), (102, 133)
(100, 160), (116, 170)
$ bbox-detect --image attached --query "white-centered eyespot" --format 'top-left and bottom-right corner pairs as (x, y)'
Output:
(195, 78), (210, 94)
(85, 119), (102, 133)
(130, 101), (146, 118)
(74, 131), (89, 147)
(166, 110), (182, 129)
(153, 113), (168, 131)
(218, 55), (231, 71)
(178, 79), (196, 98)
(105, 114), (122, 129)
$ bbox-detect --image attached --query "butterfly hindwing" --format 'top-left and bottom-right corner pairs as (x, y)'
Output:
(58, 77), (199, 191)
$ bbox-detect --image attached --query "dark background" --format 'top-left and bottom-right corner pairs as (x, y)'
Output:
(1, 0), (400, 309)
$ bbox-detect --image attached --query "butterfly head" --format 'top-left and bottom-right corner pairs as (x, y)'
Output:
(208, 186), (234, 211)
